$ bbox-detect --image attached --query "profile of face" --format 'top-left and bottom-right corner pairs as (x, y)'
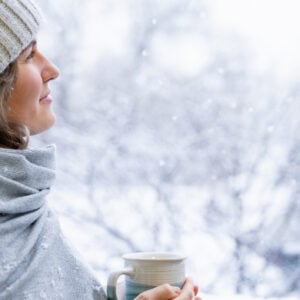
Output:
(7, 40), (60, 135)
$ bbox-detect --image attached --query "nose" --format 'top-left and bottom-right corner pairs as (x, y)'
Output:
(41, 56), (60, 83)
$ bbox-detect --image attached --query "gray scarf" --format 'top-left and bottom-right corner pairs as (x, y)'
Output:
(0, 145), (106, 300)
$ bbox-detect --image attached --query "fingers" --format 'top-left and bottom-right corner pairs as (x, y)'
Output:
(175, 278), (200, 300)
(193, 284), (199, 296)
(135, 283), (181, 300)
(134, 278), (202, 300)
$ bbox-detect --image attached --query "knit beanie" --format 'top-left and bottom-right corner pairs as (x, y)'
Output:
(0, 0), (41, 73)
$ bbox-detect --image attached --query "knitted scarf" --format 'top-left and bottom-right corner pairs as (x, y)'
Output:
(0, 145), (106, 300)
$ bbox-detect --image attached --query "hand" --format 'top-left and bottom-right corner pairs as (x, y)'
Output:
(174, 278), (201, 300)
(134, 278), (202, 300)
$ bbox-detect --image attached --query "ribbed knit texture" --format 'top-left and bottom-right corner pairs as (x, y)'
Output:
(0, 0), (41, 73)
(0, 145), (106, 300)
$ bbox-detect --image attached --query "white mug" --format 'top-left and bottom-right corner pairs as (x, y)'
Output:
(107, 252), (186, 300)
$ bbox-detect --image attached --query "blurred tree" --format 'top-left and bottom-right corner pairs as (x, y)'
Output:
(35, 0), (300, 298)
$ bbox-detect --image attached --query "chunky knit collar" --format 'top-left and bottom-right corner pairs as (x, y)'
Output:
(0, 145), (105, 299)
(0, 145), (56, 214)
(0, 145), (56, 293)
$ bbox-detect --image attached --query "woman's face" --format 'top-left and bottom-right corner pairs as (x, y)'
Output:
(7, 40), (60, 135)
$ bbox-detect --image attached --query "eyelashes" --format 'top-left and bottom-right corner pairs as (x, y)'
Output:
(26, 49), (36, 61)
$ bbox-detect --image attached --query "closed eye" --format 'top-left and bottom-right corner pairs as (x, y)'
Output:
(21, 40), (37, 62)
(26, 49), (36, 61)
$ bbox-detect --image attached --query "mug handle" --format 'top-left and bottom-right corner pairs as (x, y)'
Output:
(107, 267), (135, 300)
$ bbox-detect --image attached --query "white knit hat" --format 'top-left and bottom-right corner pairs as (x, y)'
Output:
(0, 0), (41, 73)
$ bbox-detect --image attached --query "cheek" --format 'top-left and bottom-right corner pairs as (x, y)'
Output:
(8, 69), (42, 120)
(15, 70), (41, 102)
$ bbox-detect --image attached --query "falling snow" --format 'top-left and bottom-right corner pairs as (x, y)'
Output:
(31, 0), (300, 299)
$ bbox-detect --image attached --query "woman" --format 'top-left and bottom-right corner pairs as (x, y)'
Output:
(0, 1), (201, 299)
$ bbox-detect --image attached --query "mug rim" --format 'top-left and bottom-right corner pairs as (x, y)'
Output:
(122, 251), (186, 261)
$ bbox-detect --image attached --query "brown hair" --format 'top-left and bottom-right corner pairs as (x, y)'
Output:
(0, 61), (29, 149)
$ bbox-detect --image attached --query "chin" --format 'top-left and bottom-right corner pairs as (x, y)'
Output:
(30, 116), (56, 136)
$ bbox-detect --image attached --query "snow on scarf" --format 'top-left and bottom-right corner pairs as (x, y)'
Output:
(0, 145), (106, 300)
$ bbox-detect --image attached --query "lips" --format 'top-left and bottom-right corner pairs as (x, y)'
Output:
(39, 91), (52, 103)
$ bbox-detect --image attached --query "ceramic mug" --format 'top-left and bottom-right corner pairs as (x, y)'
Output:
(107, 252), (186, 300)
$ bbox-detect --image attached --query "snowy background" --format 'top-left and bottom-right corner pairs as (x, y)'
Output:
(32, 0), (299, 299)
